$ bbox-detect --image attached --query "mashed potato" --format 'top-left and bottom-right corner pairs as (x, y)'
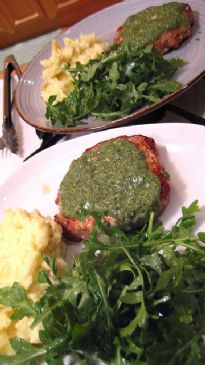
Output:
(0, 208), (66, 355)
(41, 33), (109, 103)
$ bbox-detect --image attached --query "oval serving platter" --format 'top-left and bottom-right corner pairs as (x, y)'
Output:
(15, 0), (205, 134)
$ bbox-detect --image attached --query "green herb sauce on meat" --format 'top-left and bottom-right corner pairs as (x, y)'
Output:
(121, 2), (190, 49)
(60, 139), (161, 229)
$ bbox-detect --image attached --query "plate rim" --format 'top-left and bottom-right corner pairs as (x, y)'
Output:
(1, 122), (205, 185)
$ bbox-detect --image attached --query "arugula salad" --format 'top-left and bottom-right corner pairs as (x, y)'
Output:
(1, 201), (205, 365)
(46, 46), (186, 127)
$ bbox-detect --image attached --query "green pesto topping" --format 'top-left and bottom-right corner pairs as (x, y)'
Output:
(60, 139), (161, 229)
(121, 2), (190, 49)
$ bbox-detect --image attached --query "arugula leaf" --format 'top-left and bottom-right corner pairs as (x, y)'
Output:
(168, 57), (188, 71)
(37, 254), (59, 285)
(0, 283), (36, 319)
(182, 200), (200, 216)
(148, 79), (182, 93)
(0, 338), (46, 365)
(198, 232), (205, 243)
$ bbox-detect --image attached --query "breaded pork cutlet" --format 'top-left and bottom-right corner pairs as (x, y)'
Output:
(114, 2), (194, 54)
(55, 135), (170, 241)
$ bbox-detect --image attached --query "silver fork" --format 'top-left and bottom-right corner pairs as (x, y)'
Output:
(0, 134), (13, 158)
(0, 137), (8, 157)
(0, 55), (22, 155)
(0, 130), (10, 158)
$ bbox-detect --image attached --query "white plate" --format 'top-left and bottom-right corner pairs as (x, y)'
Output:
(15, 0), (205, 133)
(1, 123), (205, 233)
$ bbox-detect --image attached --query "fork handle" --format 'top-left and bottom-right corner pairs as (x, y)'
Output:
(3, 55), (22, 128)
(3, 65), (12, 128)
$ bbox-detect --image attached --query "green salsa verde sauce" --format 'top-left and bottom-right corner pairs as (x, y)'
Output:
(121, 2), (190, 49)
(60, 139), (161, 229)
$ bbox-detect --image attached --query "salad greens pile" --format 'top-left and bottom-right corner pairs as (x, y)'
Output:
(46, 46), (185, 127)
(1, 201), (205, 365)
